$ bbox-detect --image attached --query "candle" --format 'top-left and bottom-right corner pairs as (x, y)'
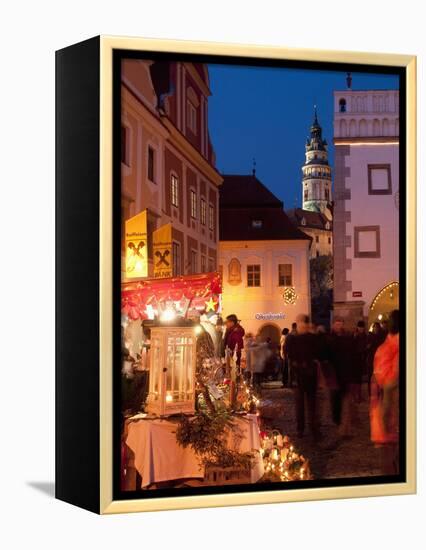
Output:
(276, 434), (283, 448)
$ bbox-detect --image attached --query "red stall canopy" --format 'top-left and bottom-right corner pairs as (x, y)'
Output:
(121, 272), (222, 321)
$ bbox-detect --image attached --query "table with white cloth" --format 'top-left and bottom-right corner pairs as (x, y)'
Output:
(125, 413), (264, 488)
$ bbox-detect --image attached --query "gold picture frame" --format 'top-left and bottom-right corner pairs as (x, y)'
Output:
(56, 35), (416, 514)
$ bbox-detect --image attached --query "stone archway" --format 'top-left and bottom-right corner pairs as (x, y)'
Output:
(258, 323), (281, 346)
(368, 281), (399, 328)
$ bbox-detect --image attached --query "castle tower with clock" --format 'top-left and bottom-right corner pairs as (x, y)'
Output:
(287, 107), (333, 258)
(302, 107), (332, 215)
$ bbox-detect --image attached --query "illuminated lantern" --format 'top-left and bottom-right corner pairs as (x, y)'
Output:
(146, 324), (196, 416)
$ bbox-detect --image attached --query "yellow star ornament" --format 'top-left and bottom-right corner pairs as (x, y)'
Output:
(205, 297), (218, 312)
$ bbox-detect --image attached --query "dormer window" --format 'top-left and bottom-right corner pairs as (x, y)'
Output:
(187, 100), (197, 134)
(252, 219), (263, 229)
(186, 86), (200, 136)
(301, 217), (306, 226)
(325, 221), (330, 230)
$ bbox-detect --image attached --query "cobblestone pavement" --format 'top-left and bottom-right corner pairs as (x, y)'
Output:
(260, 384), (386, 479)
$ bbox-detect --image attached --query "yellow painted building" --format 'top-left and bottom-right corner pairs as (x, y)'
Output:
(219, 174), (311, 344)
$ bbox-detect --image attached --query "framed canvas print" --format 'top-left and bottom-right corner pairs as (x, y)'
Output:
(55, 36), (416, 514)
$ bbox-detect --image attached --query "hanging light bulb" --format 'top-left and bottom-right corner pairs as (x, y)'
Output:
(160, 308), (177, 322)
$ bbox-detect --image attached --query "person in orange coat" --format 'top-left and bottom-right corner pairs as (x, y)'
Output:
(370, 309), (399, 474)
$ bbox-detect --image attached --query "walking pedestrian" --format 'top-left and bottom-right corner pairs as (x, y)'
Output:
(353, 320), (368, 402)
(366, 322), (386, 397)
(329, 317), (356, 436)
(280, 328), (291, 386)
(370, 309), (399, 474)
(247, 335), (271, 391)
(285, 314), (321, 440)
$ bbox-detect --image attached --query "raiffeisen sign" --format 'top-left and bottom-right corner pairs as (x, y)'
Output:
(255, 312), (286, 321)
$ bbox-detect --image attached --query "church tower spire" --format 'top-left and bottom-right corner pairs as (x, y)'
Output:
(301, 107), (332, 216)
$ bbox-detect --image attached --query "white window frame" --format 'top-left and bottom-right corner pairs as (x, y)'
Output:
(278, 263), (293, 287)
(171, 173), (179, 207)
(190, 188), (197, 219)
(200, 198), (206, 225)
(208, 204), (214, 231)
(247, 264), (261, 287)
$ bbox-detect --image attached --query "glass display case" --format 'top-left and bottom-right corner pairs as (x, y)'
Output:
(146, 325), (196, 416)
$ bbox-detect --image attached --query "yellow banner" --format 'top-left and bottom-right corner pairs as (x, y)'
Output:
(153, 223), (173, 279)
(125, 210), (148, 278)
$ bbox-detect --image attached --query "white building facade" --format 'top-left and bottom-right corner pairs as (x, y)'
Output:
(333, 88), (399, 328)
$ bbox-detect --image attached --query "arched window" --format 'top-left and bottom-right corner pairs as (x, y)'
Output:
(228, 258), (242, 286)
(359, 119), (367, 136)
(339, 98), (347, 112)
(340, 119), (347, 137)
(382, 118), (389, 136)
(349, 119), (357, 137)
(373, 119), (381, 137)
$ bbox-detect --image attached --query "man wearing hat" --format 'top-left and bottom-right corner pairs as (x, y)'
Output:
(223, 314), (245, 366)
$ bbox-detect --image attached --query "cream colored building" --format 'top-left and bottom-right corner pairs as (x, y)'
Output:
(333, 87), (399, 328)
(219, 174), (311, 343)
(121, 59), (222, 281)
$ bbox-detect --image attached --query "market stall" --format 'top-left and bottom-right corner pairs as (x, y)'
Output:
(124, 413), (263, 489)
(120, 271), (311, 489)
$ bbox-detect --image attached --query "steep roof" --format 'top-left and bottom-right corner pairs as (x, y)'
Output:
(287, 208), (332, 231)
(219, 175), (310, 242)
(220, 174), (284, 208)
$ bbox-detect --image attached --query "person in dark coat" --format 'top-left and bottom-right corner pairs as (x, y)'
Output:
(285, 314), (321, 440)
(223, 314), (245, 366)
(353, 320), (368, 402)
(329, 317), (356, 432)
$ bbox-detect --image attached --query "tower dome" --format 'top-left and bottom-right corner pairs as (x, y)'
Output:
(302, 107), (332, 216)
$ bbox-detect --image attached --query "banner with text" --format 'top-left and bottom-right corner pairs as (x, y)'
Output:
(125, 210), (148, 278)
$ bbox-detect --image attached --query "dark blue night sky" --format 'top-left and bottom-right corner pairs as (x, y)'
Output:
(208, 64), (399, 209)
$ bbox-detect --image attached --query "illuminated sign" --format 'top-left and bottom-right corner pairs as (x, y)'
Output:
(255, 312), (286, 321)
(125, 210), (148, 278)
(153, 223), (173, 279)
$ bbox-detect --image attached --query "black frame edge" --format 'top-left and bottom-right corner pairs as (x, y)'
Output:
(55, 36), (101, 514)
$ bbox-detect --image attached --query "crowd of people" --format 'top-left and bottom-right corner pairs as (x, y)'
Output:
(221, 310), (400, 475)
